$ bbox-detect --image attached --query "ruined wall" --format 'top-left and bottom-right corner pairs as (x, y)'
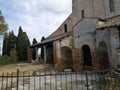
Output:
(53, 35), (73, 71)
(73, 18), (100, 71)
(96, 27), (120, 69)
(109, 28), (120, 68)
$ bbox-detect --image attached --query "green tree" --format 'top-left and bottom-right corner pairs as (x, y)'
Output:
(0, 10), (8, 34)
(1, 10), (8, 56)
(9, 31), (17, 49)
(16, 26), (30, 61)
(41, 36), (45, 59)
(32, 38), (38, 60)
(2, 32), (9, 56)
(2, 31), (17, 56)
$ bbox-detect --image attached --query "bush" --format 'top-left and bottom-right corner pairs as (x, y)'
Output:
(0, 55), (17, 66)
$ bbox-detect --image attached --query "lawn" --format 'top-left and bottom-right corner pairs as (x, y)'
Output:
(0, 63), (54, 75)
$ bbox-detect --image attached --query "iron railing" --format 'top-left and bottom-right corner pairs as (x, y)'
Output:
(0, 69), (120, 90)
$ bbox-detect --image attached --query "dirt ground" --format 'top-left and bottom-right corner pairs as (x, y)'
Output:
(0, 63), (54, 75)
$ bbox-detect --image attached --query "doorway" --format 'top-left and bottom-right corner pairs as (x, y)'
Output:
(82, 45), (92, 67)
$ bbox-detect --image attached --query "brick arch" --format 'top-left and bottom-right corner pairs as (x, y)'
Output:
(99, 41), (107, 51)
(98, 41), (109, 70)
(58, 46), (73, 71)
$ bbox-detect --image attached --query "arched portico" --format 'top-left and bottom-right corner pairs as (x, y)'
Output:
(98, 41), (109, 70)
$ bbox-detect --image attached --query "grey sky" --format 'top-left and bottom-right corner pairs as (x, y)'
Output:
(0, 0), (72, 42)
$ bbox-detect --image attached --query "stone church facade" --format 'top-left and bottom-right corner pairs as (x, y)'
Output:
(29, 0), (120, 71)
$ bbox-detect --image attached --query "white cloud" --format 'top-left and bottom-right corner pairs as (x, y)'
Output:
(0, 0), (72, 43)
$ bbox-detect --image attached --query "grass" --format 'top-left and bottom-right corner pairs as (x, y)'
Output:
(0, 64), (54, 75)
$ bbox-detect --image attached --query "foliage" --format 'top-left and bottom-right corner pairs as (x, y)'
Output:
(2, 31), (17, 56)
(0, 10), (8, 33)
(16, 26), (30, 61)
(32, 38), (38, 60)
(2, 32), (9, 56)
(0, 55), (17, 66)
(40, 36), (45, 59)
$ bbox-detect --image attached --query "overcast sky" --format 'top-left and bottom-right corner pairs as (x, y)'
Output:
(0, 0), (72, 43)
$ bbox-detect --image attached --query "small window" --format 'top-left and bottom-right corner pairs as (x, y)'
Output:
(81, 10), (84, 18)
(109, 0), (115, 12)
(64, 24), (67, 33)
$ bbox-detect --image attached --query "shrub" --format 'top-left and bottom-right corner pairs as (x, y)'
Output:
(0, 55), (17, 66)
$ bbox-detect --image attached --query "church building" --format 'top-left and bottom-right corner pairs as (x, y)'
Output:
(29, 0), (120, 71)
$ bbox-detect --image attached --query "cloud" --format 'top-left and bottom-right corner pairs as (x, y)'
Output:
(0, 0), (72, 43)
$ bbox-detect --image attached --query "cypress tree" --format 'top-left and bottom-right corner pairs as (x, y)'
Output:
(16, 26), (30, 61)
(2, 31), (17, 56)
(2, 32), (9, 56)
(32, 38), (38, 60)
(9, 31), (17, 49)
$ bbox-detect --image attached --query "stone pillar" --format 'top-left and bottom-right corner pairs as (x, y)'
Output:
(44, 46), (47, 63)
(35, 47), (39, 60)
(27, 48), (32, 63)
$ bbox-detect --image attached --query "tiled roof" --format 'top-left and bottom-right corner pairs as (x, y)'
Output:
(97, 15), (120, 29)
(29, 31), (72, 48)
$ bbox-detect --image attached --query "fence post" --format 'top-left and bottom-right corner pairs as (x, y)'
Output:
(85, 66), (89, 90)
(16, 69), (19, 90)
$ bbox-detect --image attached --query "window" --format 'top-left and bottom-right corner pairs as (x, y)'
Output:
(81, 10), (84, 18)
(109, 0), (115, 12)
(64, 24), (67, 33)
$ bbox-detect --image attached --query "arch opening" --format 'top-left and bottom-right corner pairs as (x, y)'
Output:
(60, 46), (73, 70)
(82, 45), (92, 67)
(98, 41), (109, 70)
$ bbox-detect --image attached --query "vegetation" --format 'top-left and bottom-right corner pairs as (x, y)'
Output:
(0, 55), (17, 66)
(16, 26), (30, 61)
(32, 38), (38, 60)
(2, 31), (17, 56)
(0, 10), (8, 33)
(1, 9), (31, 64)
(2, 26), (30, 62)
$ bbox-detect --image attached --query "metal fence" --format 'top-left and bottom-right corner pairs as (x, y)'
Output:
(0, 69), (120, 90)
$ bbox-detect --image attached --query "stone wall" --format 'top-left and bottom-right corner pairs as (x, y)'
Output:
(104, 0), (120, 18)
(73, 18), (98, 71)
(72, 0), (120, 25)
(72, 48), (84, 71)
(48, 14), (73, 38)
(96, 27), (120, 68)
(72, 47), (101, 71)
(54, 36), (73, 71)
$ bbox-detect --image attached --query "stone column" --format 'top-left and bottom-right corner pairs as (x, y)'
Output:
(36, 47), (39, 60)
(27, 48), (32, 63)
(44, 46), (47, 63)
